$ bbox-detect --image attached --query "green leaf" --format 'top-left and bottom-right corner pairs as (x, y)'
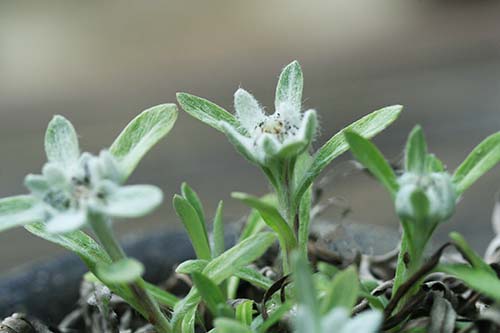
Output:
(213, 200), (225, 257)
(291, 253), (321, 331)
(204, 232), (276, 283)
(26, 223), (111, 269)
(452, 131), (500, 194)
(405, 125), (428, 173)
(214, 318), (253, 333)
(44, 115), (80, 167)
(101, 185), (163, 218)
(96, 258), (144, 284)
(110, 103), (177, 181)
(181, 307), (196, 333)
(321, 266), (359, 314)
(176, 260), (272, 290)
(292, 252), (318, 312)
(438, 263), (500, 302)
(232, 192), (297, 251)
(0, 195), (43, 232)
(345, 131), (398, 195)
(176, 259), (209, 274)
(143, 282), (179, 308)
(239, 209), (266, 241)
(425, 154), (445, 173)
(275, 60), (303, 112)
(234, 267), (273, 290)
(294, 105), (402, 205)
(173, 194), (211, 260)
(192, 272), (231, 317)
(181, 182), (206, 227)
(177, 92), (240, 133)
(171, 232), (276, 330)
(236, 300), (254, 326)
(449, 232), (495, 275)
(298, 186), (312, 258)
(254, 302), (293, 333)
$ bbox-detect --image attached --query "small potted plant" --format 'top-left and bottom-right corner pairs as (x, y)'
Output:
(1, 61), (500, 333)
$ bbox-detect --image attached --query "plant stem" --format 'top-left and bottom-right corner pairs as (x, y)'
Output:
(392, 219), (426, 314)
(88, 212), (172, 333)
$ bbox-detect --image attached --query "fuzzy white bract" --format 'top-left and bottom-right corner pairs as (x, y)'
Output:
(219, 61), (318, 166)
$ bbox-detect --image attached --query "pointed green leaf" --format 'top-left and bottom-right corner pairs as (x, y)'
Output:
(425, 154), (445, 172)
(239, 209), (266, 241)
(438, 263), (500, 302)
(234, 267), (273, 290)
(0, 195), (43, 232)
(291, 253), (321, 328)
(232, 192), (297, 251)
(405, 125), (427, 173)
(204, 232), (276, 283)
(192, 272), (230, 317)
(44, 115), (80, 167)
(181, 307), (196, 333)
(176, 259), (209, 274)
(96, 258), (144, 284)
(254, 302), (293, 333)
(236, 300), (254, 326)
(177, 92), (240, 133)
(294, 105), (402, 205)
(321, 266), (359, 314)
(143, 282), (179, 308)
(449, 232), (495, 275)
(345, 131), (398, 195)
(214, 318), (252, 333)
(181, 182), (206, 226)
(275, 60), (303, 112)
(213, 200), (225, 257)
(173, 194), (211, 260)
(110, 103), (177, 181)
(171, 232), (276, 330)
(452, 131), (500, 194)
(298, 186), (312, 258)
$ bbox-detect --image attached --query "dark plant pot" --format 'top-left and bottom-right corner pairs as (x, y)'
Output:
(0, 229), (198, 324)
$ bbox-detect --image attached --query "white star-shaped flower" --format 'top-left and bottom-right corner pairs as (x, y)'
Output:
(220, 61), (318, 165)
(24, 116), (163, 234)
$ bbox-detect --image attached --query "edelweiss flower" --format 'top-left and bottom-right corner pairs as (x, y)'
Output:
(24, 116), (163, 234)
(220, 61), (318, 165)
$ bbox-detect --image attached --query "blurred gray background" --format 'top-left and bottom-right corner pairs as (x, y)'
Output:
(1, 1), (500, 273)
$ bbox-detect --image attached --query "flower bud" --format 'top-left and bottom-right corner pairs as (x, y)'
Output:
(395, 172), (456, 223)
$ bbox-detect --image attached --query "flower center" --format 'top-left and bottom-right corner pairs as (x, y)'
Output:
(254, 113), (300, 142)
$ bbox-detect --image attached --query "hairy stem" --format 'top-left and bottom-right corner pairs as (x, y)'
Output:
(88, 212), (172, 333)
